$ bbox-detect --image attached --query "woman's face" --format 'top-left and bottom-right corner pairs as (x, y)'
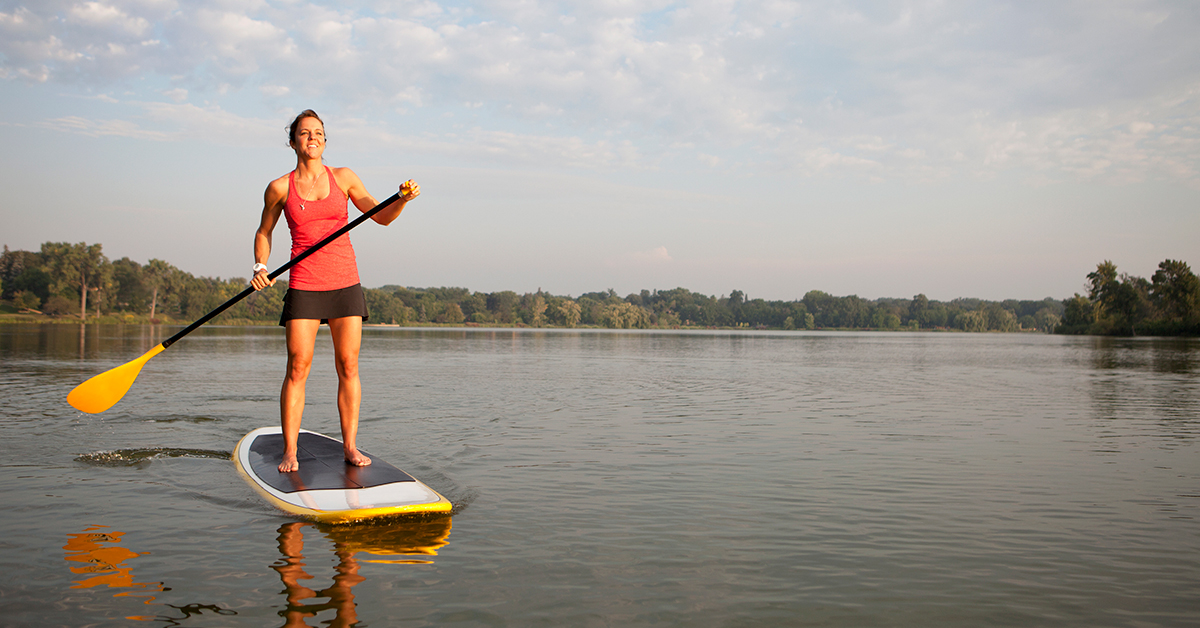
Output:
(291, 116), (325, 160)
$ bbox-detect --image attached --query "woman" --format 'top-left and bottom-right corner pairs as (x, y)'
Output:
(251, 109), (419, 473)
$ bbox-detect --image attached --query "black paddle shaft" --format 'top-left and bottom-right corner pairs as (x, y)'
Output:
(162, 191), (402, 349)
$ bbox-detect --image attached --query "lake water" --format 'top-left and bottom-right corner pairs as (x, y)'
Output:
(0, 323), (1197, 627)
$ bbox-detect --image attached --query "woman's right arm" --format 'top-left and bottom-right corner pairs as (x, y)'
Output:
(251, 179), (287, 291)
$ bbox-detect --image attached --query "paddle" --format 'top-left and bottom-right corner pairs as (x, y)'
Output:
(67, 191), (403, 414)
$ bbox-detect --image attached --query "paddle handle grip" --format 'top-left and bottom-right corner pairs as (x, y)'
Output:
(162, 191), (402, 348)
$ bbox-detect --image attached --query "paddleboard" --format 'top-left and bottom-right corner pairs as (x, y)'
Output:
(234, 427), (451, 522)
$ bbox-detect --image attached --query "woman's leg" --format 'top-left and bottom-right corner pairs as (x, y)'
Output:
(279, 318), (320, 472)
(328, 316), (370, 466)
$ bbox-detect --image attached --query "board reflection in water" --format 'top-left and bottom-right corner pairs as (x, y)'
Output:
(273, 516), (453, 626)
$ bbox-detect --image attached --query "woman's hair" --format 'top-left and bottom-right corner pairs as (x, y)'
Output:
(287, 109), (324, 146)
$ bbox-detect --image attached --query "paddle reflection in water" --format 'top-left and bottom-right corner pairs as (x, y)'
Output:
(63, 525), (238, 623)
(63, 524), (166, 608)
(272, 516), (452, 626)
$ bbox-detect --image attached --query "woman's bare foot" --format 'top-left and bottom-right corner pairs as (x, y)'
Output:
(345, 447), (372, 467)
(278, 453), (299, 473)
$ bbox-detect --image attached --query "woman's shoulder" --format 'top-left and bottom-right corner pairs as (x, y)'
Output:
(264, 172), (292, 205)
(329, 165), (360, 182)
(329, 166), (363, 194)
(268, 172), (295, 192)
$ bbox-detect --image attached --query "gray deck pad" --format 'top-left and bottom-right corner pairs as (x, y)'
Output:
(247, 432), (415, 494)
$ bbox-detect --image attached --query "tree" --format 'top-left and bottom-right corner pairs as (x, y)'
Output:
(1058, 259), (1200, 335)
(1032, 308), (1062, 333)
(1087, 260), (1120, 309)
(364, 288), (413, 325)
(1, 246), (44, 300)
(1062, 292), (1094, 334)
(600, 302), (650, 329)
(459, 291), (489, 321)
(870, 308), (901, 330)
(984, 304), (1018, 332)
(802, 291), (834, 327)
(43, 295), (76, 316)
(1151, 259), (1199, 322)
(437, 302), (465, 324)
(13, 290), (41, 311)
(142, 259), (175, 320)
(957, 309), (987, 332)
(487, 291), (520, 324)
(727, 289), (745, 324)
(906, 297), (948, 328)
(829, 295), (869, 328)
(90, 260), (114, 318)
(1085, 261), (1150, 334)
(1, 248), (50, 307)
(41, 242), (108, 321)
(413, 292), (441, 323)
(528, 294), (547, 327)
(110, 257), (146, 313)
(909, 294), (929, 327)
(556, 300), (582, 327)
(1112, 274), (1151, 334)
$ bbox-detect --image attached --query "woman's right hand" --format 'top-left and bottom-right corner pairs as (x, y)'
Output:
(251, 270), (275, 291)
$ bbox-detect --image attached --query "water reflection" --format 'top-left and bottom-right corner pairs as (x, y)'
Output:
(1086, 336), (1199, 374)
(64, 525), (238, 624)
(1084, 337), (1200, 446)
(0, 323), (167, 361)
(1150, 338), (1199, 374)
(272, 516), (452, 627)
(0, 322), (285, 363)
(63, 524), (166, 608)
(61, 518), (451, 626)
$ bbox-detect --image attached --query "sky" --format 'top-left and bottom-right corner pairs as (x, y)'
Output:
(1, 0), (1197, 302)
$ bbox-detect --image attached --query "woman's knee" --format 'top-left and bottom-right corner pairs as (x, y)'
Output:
(286, 354), (313, 381)
(334, 353), (359, 380)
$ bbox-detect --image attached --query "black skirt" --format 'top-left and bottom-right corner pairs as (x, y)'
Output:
(279, 284), (370, 326)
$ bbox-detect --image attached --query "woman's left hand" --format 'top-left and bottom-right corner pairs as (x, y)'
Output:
(400, 179), (420, 201)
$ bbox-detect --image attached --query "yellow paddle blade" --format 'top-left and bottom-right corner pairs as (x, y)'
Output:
(68, 343), (166, 414)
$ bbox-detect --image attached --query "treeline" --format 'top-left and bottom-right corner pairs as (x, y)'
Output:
(0, 242), (284, 323)
(363, 286), (1066, 332)
(6, 242), (1192, 335)
(1, 241), (1071, 332)
(1057, 259), (1200, 336)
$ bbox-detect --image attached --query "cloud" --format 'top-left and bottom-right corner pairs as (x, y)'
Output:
(35, 102), (279, 146)
(67, 2), (151, 38)
(640, 246), (672, 262)
(259, 84), (289, 97)
(608, 246), (672, 268)
(37, 114), (173, 141)
(2, 1), (1199, 185)
(30, 95), (646, 169)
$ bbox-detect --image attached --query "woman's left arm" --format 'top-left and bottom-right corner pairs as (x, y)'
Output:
(336, 168), (419, 226)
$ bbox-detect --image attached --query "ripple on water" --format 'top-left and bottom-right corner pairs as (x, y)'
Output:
(75, 448), (232, 467)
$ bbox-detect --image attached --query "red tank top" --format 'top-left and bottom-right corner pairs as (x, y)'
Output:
(283, 166), (361, 291)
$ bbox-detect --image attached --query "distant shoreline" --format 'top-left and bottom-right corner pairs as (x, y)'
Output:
(0, 313), (1018, 333)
